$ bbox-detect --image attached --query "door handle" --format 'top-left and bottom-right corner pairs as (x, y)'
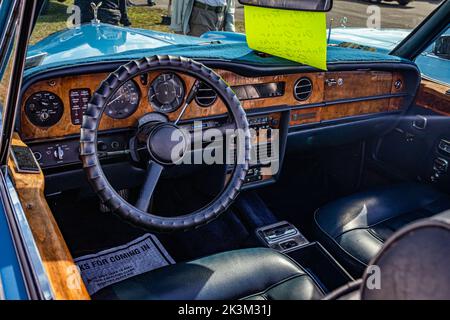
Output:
(412, 115), (427, 130)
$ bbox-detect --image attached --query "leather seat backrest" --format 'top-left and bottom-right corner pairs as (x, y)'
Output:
(325, 210), (450, 300)
(360, 210), (450, 300)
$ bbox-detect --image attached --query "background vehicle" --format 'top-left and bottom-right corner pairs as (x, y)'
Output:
(368, 0), (411, 6)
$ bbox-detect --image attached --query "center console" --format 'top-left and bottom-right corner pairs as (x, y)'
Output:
(235, 112), (289, 189)
(257, 221), (309, 252)
(257, 221), (353, 294)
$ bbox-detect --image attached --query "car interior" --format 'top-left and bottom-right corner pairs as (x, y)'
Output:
(7, 12), (450, 299)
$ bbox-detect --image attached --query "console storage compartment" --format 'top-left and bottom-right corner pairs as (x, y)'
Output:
(286, 242), (354, 294)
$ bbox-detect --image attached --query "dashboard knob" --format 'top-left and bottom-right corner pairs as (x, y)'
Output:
(40, 111), (50, 121)
(97, 141), (108, 151)
(53, 146), (64, 160)
(33, 152), (42, 161)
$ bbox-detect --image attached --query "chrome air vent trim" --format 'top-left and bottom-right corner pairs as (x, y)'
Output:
(294, 77), (313, 101)
(195, 82), (218, 107)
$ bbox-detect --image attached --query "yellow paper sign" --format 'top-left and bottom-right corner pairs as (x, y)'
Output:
(244, 5), (327, 70)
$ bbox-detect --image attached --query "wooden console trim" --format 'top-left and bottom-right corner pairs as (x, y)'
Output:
(415, 79), (450, 115)
(290, 107), (322, 126)
(289, 97), (397, 126)
(8, 134), (90, 300)
(321, 99), (391, 121)
(324, 71), (393, 101)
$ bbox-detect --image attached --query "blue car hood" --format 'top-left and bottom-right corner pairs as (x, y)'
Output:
(28, 24), (209, 65)
(329, 28), (411, 54)
(26, 24), (409, 77)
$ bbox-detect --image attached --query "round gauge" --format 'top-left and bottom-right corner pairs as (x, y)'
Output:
(148, 73), (185, 113)
(25, 91), (64, 127)
(105, 80), (140, 119)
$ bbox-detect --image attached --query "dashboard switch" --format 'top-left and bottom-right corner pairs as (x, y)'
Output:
(438, 139), (450, 155)
(33, 152), (42, 161)
(111, 141), (120, 149)
(54, 146), (64, 160)
(97, 141), (108, 151)
(433, 157), (448, 173)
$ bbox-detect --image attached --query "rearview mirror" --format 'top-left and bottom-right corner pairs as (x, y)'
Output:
(238, 0), (333, 12)
(433, 35), (450, 60)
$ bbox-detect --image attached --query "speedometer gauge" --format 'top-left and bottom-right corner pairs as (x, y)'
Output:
(105, 80), (140, 119)
(148, 73), (185, 113)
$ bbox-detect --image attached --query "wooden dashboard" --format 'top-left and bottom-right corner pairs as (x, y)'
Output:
(416, 78), (450, 115)
(20, 69), (408, 141)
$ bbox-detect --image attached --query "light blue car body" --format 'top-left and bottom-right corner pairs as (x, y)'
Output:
(25, 24), (448, 83)
(25, 24), (413, 78)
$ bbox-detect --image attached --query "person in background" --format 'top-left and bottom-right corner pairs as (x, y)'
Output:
(70, 0), (132, 26)
(170, 0), (235, 37)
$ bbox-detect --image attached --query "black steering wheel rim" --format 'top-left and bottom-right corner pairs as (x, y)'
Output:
(80, 55), (250, 232)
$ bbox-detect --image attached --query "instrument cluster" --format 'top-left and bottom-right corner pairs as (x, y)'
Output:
(24, 72), (203, 128)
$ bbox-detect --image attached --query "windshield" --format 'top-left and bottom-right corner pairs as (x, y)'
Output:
(28, 0), (444, 66)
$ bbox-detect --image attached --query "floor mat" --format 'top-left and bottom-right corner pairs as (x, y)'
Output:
(74, 234), (174, 295)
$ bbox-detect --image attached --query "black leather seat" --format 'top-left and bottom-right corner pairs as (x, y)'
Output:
(93, 248), (325, 300)
(314, 183), (450, 277)
(325, 210), (450, 300)
(92, 204), (450, 300)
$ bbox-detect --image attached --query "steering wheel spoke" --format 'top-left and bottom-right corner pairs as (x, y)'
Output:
(136, 161), (164, 212)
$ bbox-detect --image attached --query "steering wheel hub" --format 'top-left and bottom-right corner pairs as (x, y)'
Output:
(147, 122), (187, 165)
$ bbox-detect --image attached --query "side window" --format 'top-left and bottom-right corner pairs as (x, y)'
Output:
(0, 43), (16, 120)
(415, 26), (450, 86)
(0, 0), (19, 136)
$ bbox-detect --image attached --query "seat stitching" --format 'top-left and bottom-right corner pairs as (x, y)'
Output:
(319, 191), (448, 239)
(313, 188), (450, 272)
(367, 228), (387, 243)
(337, 203), (441, 239)
(239, 274), (319, 300)
(317, 193), (449, 241)
(336, 226), (386, 244)
(313, 209), (368, 268)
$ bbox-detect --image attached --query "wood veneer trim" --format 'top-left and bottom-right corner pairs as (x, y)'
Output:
(8, 133), (90, 300)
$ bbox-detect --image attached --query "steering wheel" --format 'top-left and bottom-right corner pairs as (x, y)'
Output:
(80, 56), (251, 232)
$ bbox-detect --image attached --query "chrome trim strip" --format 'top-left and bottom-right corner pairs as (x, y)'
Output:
(0, 275), (5, 300)
(0, 0), (17, 69)
(4, 173), (54, 300)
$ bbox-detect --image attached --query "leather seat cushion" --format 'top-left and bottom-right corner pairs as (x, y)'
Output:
(93, 248), (325, 300)
(314, 183), (450, 276)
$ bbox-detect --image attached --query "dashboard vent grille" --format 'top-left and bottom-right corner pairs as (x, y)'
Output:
(195, 82), (218, 107)
(294, 77), (313, 101)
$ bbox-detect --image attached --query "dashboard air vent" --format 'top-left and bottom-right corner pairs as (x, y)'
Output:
(195, 82), (218, 107)
(294, 77), (313, 101)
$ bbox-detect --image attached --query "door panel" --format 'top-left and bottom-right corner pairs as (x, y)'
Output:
(372, 79), (450, 192)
